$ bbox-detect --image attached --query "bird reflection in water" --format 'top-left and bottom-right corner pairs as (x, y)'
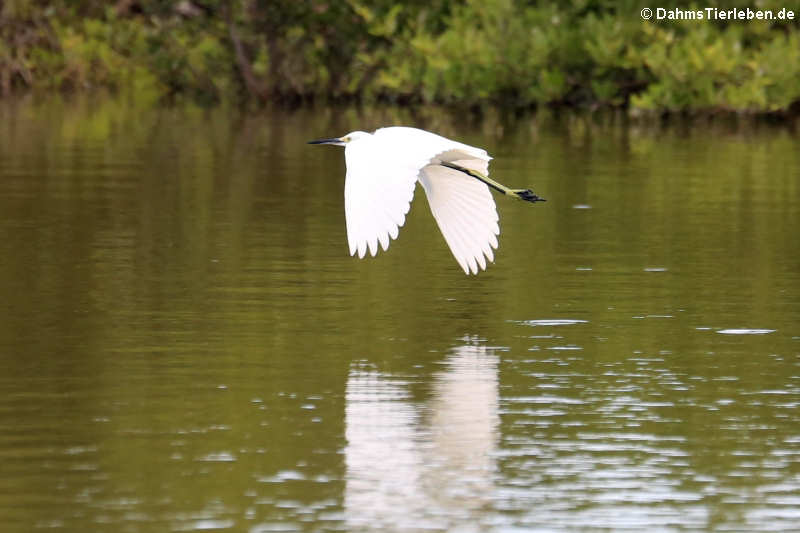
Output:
(344, 341), (500, 530)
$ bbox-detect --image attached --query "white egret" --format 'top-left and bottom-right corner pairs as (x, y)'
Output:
(309, 127), (544, 275)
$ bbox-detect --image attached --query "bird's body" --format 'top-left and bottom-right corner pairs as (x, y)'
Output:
(309, 127), (544, 275)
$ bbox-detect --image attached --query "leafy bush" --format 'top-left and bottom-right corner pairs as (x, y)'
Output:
(1, 0), (798, 113)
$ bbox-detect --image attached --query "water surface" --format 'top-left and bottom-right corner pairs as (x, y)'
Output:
(1, 98), (799, 532)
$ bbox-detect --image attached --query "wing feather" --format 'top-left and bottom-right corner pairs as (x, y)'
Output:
(446, 214), (478, 274)
(344, 136), (420, 259)
(419, 164), (500, 275)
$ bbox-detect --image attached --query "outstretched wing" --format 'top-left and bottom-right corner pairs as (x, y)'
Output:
(419, 163), (499, 275)
(343, 127), (496, 270)
(344, 135), (423, 258)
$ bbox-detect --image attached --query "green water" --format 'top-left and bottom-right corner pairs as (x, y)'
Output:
(0, 98), (798, 532)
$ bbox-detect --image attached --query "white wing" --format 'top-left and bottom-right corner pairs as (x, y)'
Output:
(343, 127), (498, 272)
(344, 134), (423, 258)
(419, 164), (499, 275)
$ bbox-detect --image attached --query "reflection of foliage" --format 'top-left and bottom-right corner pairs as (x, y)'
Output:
(1, 0), (799, 112)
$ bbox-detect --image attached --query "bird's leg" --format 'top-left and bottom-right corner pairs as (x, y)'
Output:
(440, 162), (546, 203)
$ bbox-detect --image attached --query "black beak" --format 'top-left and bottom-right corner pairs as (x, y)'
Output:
(307, 138), (342, 145)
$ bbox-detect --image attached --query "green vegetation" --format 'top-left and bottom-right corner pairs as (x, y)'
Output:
(2, 0), (799, 113)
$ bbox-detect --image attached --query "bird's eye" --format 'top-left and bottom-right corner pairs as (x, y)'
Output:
(342, 136), (350, 143)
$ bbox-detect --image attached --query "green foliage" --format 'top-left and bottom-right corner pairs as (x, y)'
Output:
(1, 0), (799, 113)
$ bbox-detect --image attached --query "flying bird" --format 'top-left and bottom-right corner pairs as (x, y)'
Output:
(309, 127), (544, 275)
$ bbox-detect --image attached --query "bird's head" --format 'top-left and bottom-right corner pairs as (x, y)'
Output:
(308, 131), (370, 147)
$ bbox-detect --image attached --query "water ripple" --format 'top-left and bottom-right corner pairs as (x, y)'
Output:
(717, 329), (776, 335)
(518, 319), (589, 327)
